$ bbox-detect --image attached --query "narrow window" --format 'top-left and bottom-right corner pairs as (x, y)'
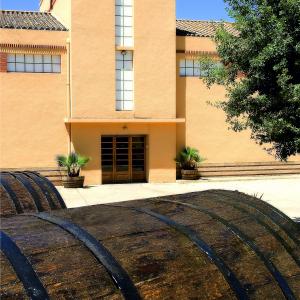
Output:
(116, 50), (134, 111)
(6, 54), (61, 73)
(115, 0), (133, 47)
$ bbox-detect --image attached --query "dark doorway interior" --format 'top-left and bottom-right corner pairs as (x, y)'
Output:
(101, 136), (146, 184)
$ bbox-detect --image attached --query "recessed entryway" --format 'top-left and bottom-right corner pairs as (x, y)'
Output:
(101, 136), (146, 184)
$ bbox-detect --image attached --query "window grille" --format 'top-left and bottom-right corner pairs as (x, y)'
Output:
(116, 51), (134, 111)
(179, 59), (222, 77)
(115, 0), (133, 47)
(7, 54), (61, 73)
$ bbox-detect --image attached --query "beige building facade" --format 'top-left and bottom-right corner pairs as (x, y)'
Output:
(0, 1), (299, 185)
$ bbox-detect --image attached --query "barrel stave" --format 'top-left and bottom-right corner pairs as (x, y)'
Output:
(1, 209), (238, 300)
(34, 245), (122, 299)
(21, 172), (59, 210)
(0, 171), (66, 216)
(173, 192), (300, 258)
(101, 224), (235, 299)
(1, 216), (123, 299)
(195, 191), (300, 260)
(0, 187), (15, 217)
(15, 173), (51, 212)
(1, 190), (299, 299)
(127, 200), (288, 299)
(0, 253), (28, 299)
(152, 196), (300, 298)
(210, 190), (300, 239)
(24, 172), (66, 209)
(288, 274), (300, 297)
(53, 206), (237, 299)
(176, 193), (300, 278)
(1, 173), (36, 213)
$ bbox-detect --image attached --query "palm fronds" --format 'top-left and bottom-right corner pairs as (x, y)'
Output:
(175, 147), (205, 170)
(55, 152), (90, 177)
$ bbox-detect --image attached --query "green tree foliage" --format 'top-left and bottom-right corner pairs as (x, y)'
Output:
(200, 0), (300, 160)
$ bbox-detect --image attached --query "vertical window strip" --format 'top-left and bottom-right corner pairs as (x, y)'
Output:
(7, 54), (61, 73)
(115, 0), (133, 47)
(116, 51), (133, 111)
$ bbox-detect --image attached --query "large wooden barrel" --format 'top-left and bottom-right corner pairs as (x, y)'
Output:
(0, 171), (66, 217)
(1, 190), (299, 299)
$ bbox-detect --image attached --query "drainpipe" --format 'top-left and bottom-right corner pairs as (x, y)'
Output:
(66, 37), (73, 154)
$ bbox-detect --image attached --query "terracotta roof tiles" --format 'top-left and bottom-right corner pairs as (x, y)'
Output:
(176, 19), (238, 37)
(0, 10), (67, 31)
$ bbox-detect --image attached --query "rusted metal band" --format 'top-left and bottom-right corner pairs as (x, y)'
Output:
(157, 199), (296, 300)
(23, 172), (57, 209)
(108, 204), (249, 300)
(0, 175), (23, 213)
(27, 171), (66, 209)
(0, 231), (49, 300)
(32, 212), (141, 300)
(10, 172), (44, 212)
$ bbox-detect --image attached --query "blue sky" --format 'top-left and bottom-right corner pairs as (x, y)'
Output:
(0, 0), (232, 21)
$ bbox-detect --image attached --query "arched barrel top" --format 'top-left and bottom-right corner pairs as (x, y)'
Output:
(0, 171), (66, 217)
(1, 190), (299, 299)
(0, 191), (300, 299)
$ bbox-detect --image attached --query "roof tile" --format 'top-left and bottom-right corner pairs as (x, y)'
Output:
(0, 10), (67, 31)
(176, 19), (238, 37)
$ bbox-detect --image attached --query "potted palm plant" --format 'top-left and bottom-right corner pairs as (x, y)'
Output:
(56, 152), (90, 188)
(175, 147), (205, 180)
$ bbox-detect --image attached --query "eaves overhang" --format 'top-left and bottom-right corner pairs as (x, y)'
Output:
(64, 118), (185, 124)
(0, 43), (66, 54)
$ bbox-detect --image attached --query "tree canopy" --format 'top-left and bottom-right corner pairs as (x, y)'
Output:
(201, 0), (300, 160)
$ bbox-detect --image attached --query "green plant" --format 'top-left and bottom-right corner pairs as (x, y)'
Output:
(175, 147), (205, 170)
(56, 152), (90, 177)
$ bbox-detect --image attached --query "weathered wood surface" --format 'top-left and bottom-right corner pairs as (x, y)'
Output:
(0, 190), (299, 299)
(1, 168), (67, 186)
(0, 171), (66, 217)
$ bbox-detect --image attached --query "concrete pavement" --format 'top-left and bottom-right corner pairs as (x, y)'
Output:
(57, 175), (300, 220)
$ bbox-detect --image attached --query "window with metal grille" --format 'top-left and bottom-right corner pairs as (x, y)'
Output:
(179, 59), (202, 77)
(179, 59), (222, 77)
(116, 50), (134, 111)
(7, 54), (61, 73)
(115, 0), (133, 47)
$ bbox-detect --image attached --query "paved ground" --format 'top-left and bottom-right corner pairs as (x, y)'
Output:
(57, 175), (300, 220)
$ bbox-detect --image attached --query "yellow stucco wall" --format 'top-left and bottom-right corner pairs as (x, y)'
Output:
(177, 36), (217, 52)
(0, 28), (67, 46)
(65, 0), (178, 183)
(71, 123), (176, 185)
(70, 0), (115, 118)
(0, 1), (178, 183)
(134, 0), (176, 118)
(176, 36), (300, 163)
(70, 0), (176, 119)
(0, 29), (69, 168)
(2, 3), (298, 184)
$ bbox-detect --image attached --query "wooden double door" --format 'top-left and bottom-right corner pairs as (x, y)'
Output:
(101, 136), (146, 184)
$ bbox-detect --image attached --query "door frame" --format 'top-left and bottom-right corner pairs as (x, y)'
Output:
(100, 135), (148, 184)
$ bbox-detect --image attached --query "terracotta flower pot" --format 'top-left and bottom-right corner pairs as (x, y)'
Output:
(181, 169), (200, 180)
(62, 176), (85, 188)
